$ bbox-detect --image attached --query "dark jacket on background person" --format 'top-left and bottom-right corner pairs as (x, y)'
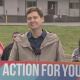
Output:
(8, 31), (66, 61)
(1, 43), (13, 60)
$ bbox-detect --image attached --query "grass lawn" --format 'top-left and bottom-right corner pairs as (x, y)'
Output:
(0, 25), (80, 55)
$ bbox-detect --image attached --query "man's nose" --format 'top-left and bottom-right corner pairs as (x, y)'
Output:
(30, 18), (35, 22)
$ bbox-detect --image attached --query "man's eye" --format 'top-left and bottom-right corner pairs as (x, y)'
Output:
(13, 36), (16, 38)
(27, 18), (31, 20)
(34, 17), (37, 19)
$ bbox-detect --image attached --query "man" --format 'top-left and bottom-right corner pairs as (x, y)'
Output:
(9, 7), (66, 61)
(1, 32), (20, 60)
(71, 39), (80, 62)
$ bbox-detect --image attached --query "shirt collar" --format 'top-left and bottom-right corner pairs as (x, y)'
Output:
(42, 29), (46, 38)
(27, 29), (46, 39)
(27, 31), (32, 38)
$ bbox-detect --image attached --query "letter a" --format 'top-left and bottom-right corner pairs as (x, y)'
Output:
(3, 64), (9, 76)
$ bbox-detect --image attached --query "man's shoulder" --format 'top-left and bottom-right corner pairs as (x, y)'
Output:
(14, 32), (28, 43)
(5, 43), (13, 48)
(17, 32), (28, 37)
(44, 31), (59, 43)
(46, 31), (58, 39)
(4, 43), (13, 51)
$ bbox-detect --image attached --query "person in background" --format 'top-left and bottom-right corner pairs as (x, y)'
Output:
(71, 39), (80, 62)
(1, 32), (20, 60)
(8, 7), (66, 61)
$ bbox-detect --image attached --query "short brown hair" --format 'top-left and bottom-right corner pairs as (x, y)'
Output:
(26, 7), (43, 18)
(12, 32), (20, 37)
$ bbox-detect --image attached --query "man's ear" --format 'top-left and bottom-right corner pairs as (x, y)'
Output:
(41, 17), (44, 22)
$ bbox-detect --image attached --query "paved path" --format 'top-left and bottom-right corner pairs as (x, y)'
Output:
(0, 22), (80, 26)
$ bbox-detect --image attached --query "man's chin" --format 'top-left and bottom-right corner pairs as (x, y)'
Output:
(30, 27), (38, 30)
(31, 28), (37, 30)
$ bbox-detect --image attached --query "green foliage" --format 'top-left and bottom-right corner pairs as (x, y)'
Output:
(0, 25), (80, 55)
(0, 16), (4, 19)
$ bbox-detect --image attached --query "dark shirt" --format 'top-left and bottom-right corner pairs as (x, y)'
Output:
(27, 30), (46, 54)
(1, 43), (14, 60)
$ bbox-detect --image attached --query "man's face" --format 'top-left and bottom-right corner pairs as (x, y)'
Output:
(12, 33), (19, 42)
(27, 11), (44, 30)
